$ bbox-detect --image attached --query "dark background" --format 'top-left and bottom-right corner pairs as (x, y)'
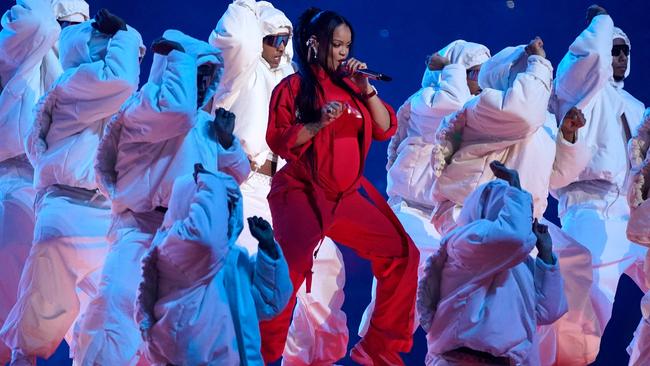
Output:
(5, 0), (647, 364)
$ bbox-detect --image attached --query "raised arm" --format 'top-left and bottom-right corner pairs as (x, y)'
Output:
(411, 62), (473, 143)
(550, 107), (592, 190)
(120, 41), (197, 144)
(248, 216), (293, 320)
(0, 0), (60, 86)
(530, 221), (569, 324)
(164, 173), (231, 262)
(471, 44), (553, 141)
(52, 20), (141, 133)
(209, 0), (262, 108)
(430, 63), (473, 113)
(213, 108), (251, 184)
(554, 7), (613, 120)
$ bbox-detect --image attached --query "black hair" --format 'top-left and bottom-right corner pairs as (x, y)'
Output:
(293, 8), (356, 124)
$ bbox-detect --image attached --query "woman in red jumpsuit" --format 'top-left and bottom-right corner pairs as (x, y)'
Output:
(261, 7), (419, 365)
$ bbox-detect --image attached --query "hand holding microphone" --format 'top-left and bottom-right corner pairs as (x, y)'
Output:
(339, 58), (393, 82)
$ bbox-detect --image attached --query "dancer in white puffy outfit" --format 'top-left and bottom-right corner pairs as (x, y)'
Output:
(358, 40), (490, 338)
(624, 108), (650, 366)
(418, 165), (567, 366)
(0, 0), (88, 363)
(209, 2), (347, 364)
(77, 29), (250, 366)
(387, 40), (490, 211)
(551, 6), (648, 363)
(430, 38), (600, 365)
(432, 37), (558, 231)
(0, 10), (142, 365)
(136, 167), (292, 366)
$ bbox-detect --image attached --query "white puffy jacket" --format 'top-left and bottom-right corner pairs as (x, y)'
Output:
(553, 14), (645, 215)
(421, 180), (567, 365)
(386, 40), (489, 209)
(431, 45), (574, 233)
(0, 0), (59, 163)
(95, 29), (250, 214)
(26, 20), (142, 191)
(136, 172), (292, 366)
(0, 0), (90, 164)
(209, 0), (294, 168)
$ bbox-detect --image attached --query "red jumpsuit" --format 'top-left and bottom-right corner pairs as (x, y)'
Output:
(261, 65), (419, 362)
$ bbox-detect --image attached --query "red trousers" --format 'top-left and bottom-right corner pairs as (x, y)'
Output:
(260, 180), (419, 363)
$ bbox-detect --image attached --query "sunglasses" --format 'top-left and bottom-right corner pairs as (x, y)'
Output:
(612, 44), (630, 57)
(263, 34), (290, 48)
(58, 20), (81, 29)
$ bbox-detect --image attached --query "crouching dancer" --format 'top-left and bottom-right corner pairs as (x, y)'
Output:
(136, 165), (292, 365)
(417, 163), (568, 365)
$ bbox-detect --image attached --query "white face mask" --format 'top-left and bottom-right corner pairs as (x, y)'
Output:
(421, 68), (441, 89)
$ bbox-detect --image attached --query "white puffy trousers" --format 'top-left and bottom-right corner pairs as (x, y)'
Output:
(73, 209), (164, 366)
(536, 219), (600, 366)
(558, 195), (648, 364)
(0, 184), (109, 361)
(238, 171), (348, 366)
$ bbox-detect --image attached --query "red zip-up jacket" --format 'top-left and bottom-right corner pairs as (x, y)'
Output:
(267, 65), (397, 199)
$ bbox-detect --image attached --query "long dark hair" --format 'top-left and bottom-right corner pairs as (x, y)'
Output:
(293, 8), (355, 124)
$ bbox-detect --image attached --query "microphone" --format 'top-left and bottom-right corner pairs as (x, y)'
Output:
(339, 60), (393, 82)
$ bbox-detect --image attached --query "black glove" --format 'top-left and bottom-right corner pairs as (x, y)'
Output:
(533, 219), (554, 264)
(193, 163), (210, 183)
(212, 108), (236, 149)
(248, 216), (278, 259)
(586, 4), (607, 24)
(151, 37), (185, 56)
(91, 8), (127, 36)
(489, 160), (521, 190)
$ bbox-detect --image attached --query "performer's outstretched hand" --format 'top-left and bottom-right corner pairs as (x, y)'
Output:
(213, 108), (236, 149)
(151, 37), (185, 56)
(490, 161), (521, 190)
(248, 216), (279, 259)
(533, 219), (554, 264)
(92, 9), (126, 36)
(560, 106), (586, 143)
